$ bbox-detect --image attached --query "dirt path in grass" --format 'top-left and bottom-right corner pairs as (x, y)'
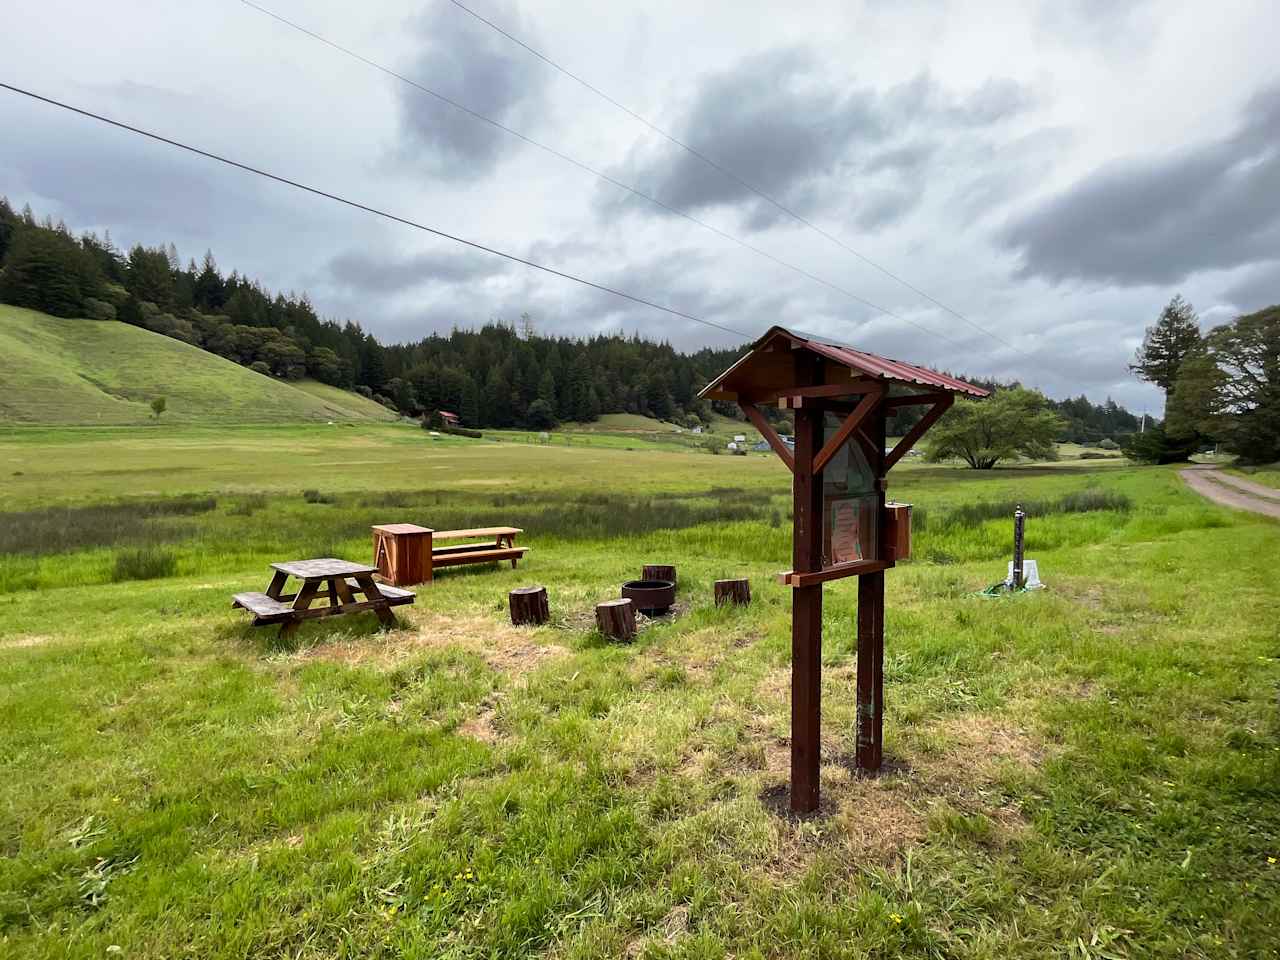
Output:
(1181, 466), (1280, 519)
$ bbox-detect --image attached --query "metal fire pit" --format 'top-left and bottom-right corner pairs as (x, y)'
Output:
(621, 579), (675, 616)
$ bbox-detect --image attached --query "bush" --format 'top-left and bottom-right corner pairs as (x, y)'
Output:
(445, 426), (483, 439)
(84, 297), (116, 321)
(1098, 438), (1120, 450)
(112, 548), (177, 581)
(302, 489), (333, 504)
(249, 361), (272, 377)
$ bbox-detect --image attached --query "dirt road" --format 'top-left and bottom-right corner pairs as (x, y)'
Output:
(1181, 465), (1280, 519)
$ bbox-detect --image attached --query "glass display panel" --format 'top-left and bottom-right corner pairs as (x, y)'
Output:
(821, 412), (879, 564)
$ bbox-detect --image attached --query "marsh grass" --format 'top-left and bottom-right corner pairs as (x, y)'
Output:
(929, 489), (1132, 529)
(0, 495), (217, 555)
(110, 547), (178, 581)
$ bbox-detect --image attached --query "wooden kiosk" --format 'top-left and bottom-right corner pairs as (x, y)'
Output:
(699, 326), (988, 813)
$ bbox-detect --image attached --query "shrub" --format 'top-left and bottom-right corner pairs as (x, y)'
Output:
(445, 426), (483, 439)
(249, 361), (272, 377)
(112, 548), (177, 582)
(1098, 438), (1120, 450)
(302, 489), (333, 504)
(84, 297), (116, 321)
(228, 494), (267, 516)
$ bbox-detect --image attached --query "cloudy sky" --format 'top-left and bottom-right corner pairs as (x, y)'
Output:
(4, 0), (1278, 412)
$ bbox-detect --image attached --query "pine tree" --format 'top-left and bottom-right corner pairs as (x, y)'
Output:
(459, 375), (480, 426)
(1131, 295), (1202, 398)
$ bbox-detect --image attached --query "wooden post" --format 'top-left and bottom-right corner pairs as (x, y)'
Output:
(595, 598), (636, 641)
(714, 578), (751, 606)
(856, 571), (885, 771)
(856, 400), (887, 773)
(642, 564), (676, 584)
(790, 353), (825, 813)
(509, 585), (550, 626)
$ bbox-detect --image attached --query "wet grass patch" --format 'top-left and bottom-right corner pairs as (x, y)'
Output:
(0, 495), (218, 555)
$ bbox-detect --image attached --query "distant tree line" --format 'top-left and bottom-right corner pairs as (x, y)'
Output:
(888, 373), (1140, 446)
(0, 197), (1158, 440)
(0, 198), (751, 429)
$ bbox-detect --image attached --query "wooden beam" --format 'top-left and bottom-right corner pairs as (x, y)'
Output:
(813, 387), (884, 474)
(856, 397), (888, 774)
(884, 394), (953, 471)
(790, 353), (824, 815)
(739, 401), (794, 473)
(856, 571), (885, 771)
(766, 380), (882, 407)
(884, 391), (950, 409)
(776, 558), (894, 587)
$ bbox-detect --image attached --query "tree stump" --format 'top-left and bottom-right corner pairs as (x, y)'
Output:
(642, 564), (677, 584)
(595, 598), (636, 641)
(714, 578), (751, 606)
(509, 585), (550, 626)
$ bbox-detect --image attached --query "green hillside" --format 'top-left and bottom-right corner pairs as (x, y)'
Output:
(0, 306), (399, 425)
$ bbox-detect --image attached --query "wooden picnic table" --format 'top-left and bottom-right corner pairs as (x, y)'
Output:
(233, 558), (414, 638)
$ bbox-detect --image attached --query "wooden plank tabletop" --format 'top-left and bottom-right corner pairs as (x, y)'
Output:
(372, 523), (434, 535)
(432, 526), (522, 540)
(271, 558), (378, 580)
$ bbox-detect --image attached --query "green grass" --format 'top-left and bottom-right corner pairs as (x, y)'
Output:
(0, 305), (397, 425)
(1228, 463), (1280, 489)
(1, 426), (1278, 958)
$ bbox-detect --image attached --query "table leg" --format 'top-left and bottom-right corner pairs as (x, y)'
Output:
(279, 580), (321, 641)
(266, 570), (288, 599)
(333, 577), (357, 607)
(352, 573), (396, 629)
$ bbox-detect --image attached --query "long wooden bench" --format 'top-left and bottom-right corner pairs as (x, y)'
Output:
(373, 525), (528, 583)
(432, 546), (529, 568)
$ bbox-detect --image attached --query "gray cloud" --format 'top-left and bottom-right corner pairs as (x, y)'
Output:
(599, 52), (1032, 231)
(1003, 84), (1280, 286)
(390, 0), (550, 180)
(327, 248), (505, 292)
(1221, 261), (1280, 314)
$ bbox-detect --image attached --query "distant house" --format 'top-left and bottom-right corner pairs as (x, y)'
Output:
(754, 436), (795, 453)
(691, 426), (703, 434)
(726, 442), (739, 451)
(733, 434), (746, 443)
(438, 411), (460, 427)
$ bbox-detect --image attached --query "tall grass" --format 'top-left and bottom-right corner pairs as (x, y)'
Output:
(111, 547), (178, 581)
(0, 496), (217, 555)
(926, 489), (1131, 530)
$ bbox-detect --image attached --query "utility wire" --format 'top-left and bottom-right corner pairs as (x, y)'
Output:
(235, 0), (965, 349)
(446, 0), (1034, 361)
(0, 81), (752, 340)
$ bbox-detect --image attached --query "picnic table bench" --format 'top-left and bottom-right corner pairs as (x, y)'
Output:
(233, 558), (414, 638)
(373, 525), (528, 584)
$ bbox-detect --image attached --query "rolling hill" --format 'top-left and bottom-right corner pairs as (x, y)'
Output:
(0, 306), (399, 425)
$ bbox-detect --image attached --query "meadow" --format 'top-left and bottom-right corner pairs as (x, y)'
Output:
(1, 423), (1277, 959)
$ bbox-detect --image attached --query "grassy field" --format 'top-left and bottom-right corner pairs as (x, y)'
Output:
(1, 424), (1277, 958)
(0, 306), (397, 425)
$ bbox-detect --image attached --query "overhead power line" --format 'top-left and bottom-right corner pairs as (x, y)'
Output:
(0, 81), (751, 341)
(445, 0), (1035, 362)
(235, 0), (965, 349)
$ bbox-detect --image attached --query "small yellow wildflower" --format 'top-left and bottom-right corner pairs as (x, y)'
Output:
(1268, 857), (1277, 865)
(889, 913), (903, 925)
